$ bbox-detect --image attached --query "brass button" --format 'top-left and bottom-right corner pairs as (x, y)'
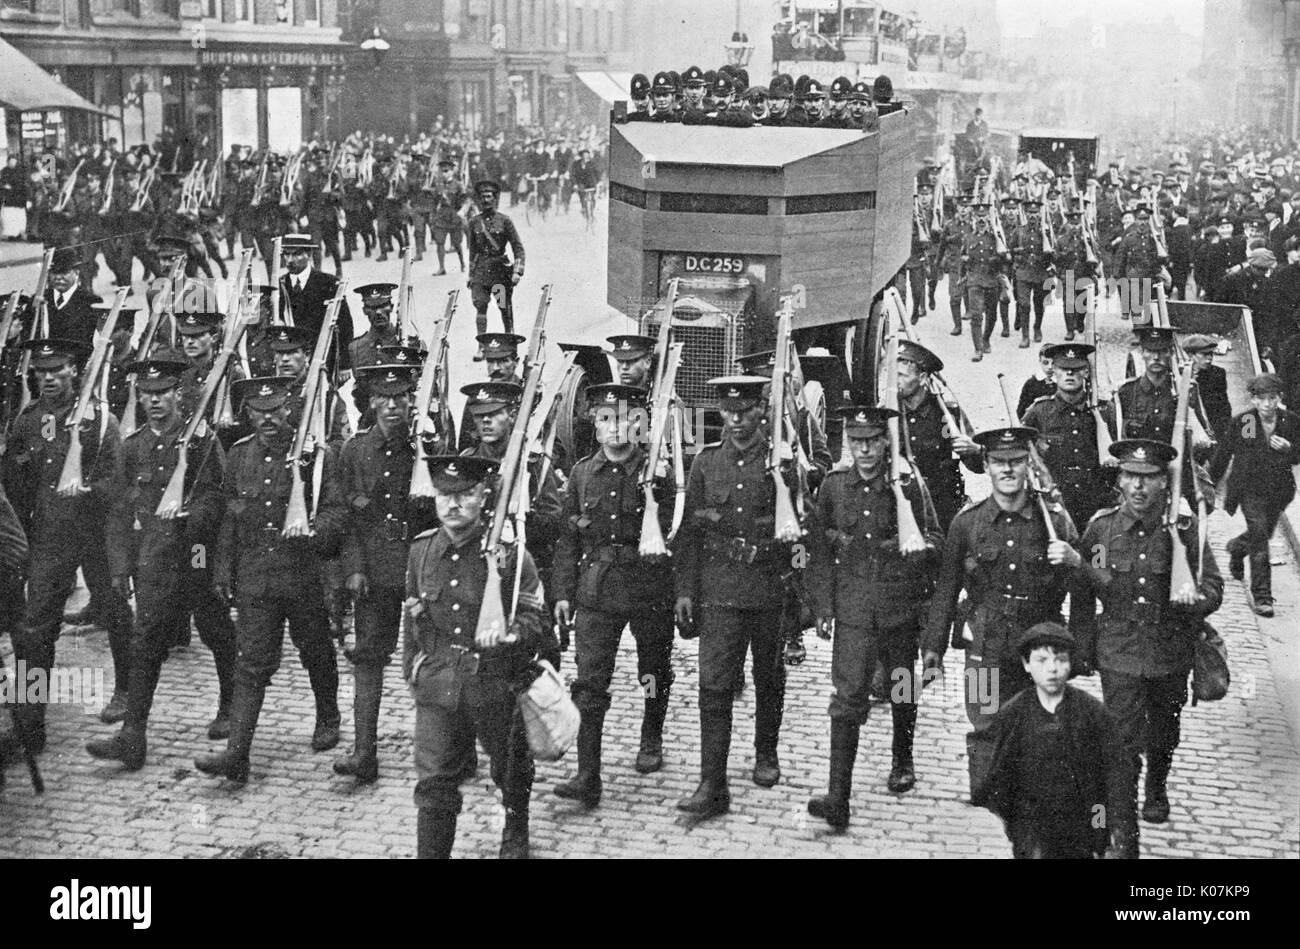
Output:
(450, 579), (459, 587)
(452, 603), (460, 612)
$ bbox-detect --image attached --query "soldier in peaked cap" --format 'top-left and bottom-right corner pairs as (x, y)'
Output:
(466, 178), (525, 350)
(895, 339), (983, 532)
(959, 199), (1011, 362)
(922, 425), (1080, 799)
(349, 282), (404, 425)
(405, 453), (555, 859)
(1113, 200), (1166, 322)
(86, 355), (235, 771)
(429, 156), (469, 276)
(4, 337), (127, 753)
(551, 383), (676, 807)
(457, 334), (524, 452)
(606, 334), (657, 388)
(266, 323), (350, 444)
(805, 406), (942, 827)
(1008, 198), (1055, 348)
(627, 73), (653, 122)
(1021, 343), (1118, 529)
(673, 376), (797, 820)
(195, 375), (348, 784)
(1070, 438), (1222, 855)
(176, 305), (248, 448)
(334, 363), (434, 786)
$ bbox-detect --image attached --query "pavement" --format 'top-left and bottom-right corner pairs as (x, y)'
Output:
(2, 203), (1299, 858)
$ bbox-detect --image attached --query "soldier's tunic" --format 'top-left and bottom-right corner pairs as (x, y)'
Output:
(902, 231), (929, 320)
(1117, 374), (1202, 506)
(347, 326), (402, 423)
(805, 466), (941, 725)
(960, 226), (1005, 351)
(404, 525), (546, 817)
(1113, 223), (1162, 321)
(3, 394), (129, 733)
(431, 181), (467, 256)
(466, 210), (525, 335)
(936, 218), (969, 324)
(1072, 505), (1222, 855)
(672, 438), (791, 763)
(1021, 392), (1117, 528)
(1008, 222), (1055, 338)
(923, 495), (1077, 793)
(105, 418), (235, 722)
(900, 387), (983, 530)
(180, 359), (249, 450)
(212, 433), (344, 728)
(551, 449), (674, 719)
(1055, 223), (1095, 336)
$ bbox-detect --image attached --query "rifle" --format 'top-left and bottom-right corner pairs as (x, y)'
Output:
(53, 159), (85, 214)
(396, 245), (414, 341)
(12, 248), (56, 421)
(56, 287), (128, 497)
(409, 290), (460, 501)
(209, 249), (255, 432)
(99, 159), (118, 216)
(269, 237), (288, 326)
(883, 335), (928, 555)
(155, 287), (257, 519)
(769, 302), (803, 543)
(639, 342), (685, 558)
(0, 291), (24, 451)
(282, 283), (346, 537)
(1084, 284), (1114, 462)
(891, 291), (976, 439)
(476, 286), (551, 648)
(120, 293), (170, 440)
(997, 372), (1060, 542)
(249, 150), (270, 208)
(1167, 358), (1196, 599)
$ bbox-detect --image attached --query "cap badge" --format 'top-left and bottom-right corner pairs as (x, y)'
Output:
(445, 462), (459, 476)
(618, 340), (631, 351)
(1132, 447), (1147, 461)
(39, 345), (53, 356)
(476, 389), (491, 401)
(855, 411), (868, 423)
(258, 384), (273, 397)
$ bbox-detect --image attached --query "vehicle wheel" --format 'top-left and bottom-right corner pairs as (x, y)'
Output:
(555, 362), (594, 476)
(847, 299), (887, 405)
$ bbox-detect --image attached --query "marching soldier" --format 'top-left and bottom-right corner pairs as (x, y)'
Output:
(551, 384), (676, 806)
(430, 157), (468, 276)
(903, 194), (930, 324)
(1009, 199), (1055, 347)
(335, 365), (433, 784)
(466, 180), (525, 353)
(405, 454), (551, 859)
(936, 197), (970, 333)
(303, 154), (344, 276)
(921, 426), (1079, 797)
(673, 376), (795, 819)
(995, 196), (1020, 339)
(3, 339), (127, 751)
(1070, 439), (1223, 856)
(372, 155), (411, 263)
(267, 325), (352, 445)
(195, 376), (346, 783)
(1055, 207), (1095, 340)
(1021, 344), (1118, 529)
(86, 358), (236, 770)
(408, 154), (435, 263)
(960, 201), (1010, 361)
(895, 341), (982, 531)
(1113, 203), (1166, 322)
(178, 308), (248, 448)
(805, 406), (942, 828)
(348, 283), (404, 424)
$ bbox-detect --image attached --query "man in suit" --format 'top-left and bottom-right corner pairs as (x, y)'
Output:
(279, 233), (354, 380)
(1209, 373), (1300, 617)
(44, 246), (100, 349)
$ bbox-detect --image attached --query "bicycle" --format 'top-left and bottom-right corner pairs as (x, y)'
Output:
(579, 187), (597, 232)
(524, 174), (551, 227)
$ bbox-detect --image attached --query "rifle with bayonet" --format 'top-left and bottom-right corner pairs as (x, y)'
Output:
(55, 288), (128, 497)
(997, 372), (1062, 542)
(409, 290), (460, 500)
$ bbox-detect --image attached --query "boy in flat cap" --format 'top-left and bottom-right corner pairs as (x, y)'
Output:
(405, 454), (554, 858)
(1182, 334), (1232, 441)
(1070, 439), (1223, 856)
(87, 356), (235, 770)
(1209, 373), (1300, 616)
(805, 406), (942, 828)
(974, 622), (1128, 859)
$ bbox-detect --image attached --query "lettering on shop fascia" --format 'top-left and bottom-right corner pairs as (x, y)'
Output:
(198, 50), (347, 68)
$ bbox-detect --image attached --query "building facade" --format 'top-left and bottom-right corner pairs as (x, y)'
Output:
(2, 0), (347, 159)
(338, 0), (632, 137)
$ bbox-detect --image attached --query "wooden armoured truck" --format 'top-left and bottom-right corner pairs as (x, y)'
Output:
(605, 109), (915, 450)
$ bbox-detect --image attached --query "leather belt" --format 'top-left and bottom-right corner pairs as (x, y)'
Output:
(381, 514), (410, 542)
(704, 534), (780, 565)
(587, 545), (641, 565)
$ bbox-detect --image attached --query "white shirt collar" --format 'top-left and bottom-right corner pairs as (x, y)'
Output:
(292, 264), (312, 289)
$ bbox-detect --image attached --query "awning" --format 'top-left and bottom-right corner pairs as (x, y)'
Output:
(0, 37), (111, 114)
(575, 70), (635, 105)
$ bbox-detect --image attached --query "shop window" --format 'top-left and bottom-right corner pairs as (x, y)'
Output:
(275, 0), (290, 24)
(574, 8), (583, 49)
(303, 0), (320, 27)
(203, 0), (217, 16)
(2, 0), (37, 12)
(235, 0), (253, 23)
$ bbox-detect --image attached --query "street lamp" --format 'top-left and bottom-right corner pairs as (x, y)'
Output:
(724, 31), (754, 68)
(360, 22), (391, 69)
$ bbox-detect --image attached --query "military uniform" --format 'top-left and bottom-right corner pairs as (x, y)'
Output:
(551, 389), (675, 805)
(336, 367), (436, 783)
(196, 377), (345, 782)
(805, 407), (942, 828)
(673, 378), (794, 818)
(936, 214), (969, 330)
(923, 428), (1078, 796)
(405, 455), (551, 859)
(1072, 439), (1223, 856)
(1008, 204), (1055, 346)
(1055, 214), (1096, 338)
(88, 361), (235, 769)
(430, 169), (468, 275)
(466, 182), (525, 338)
(960, 212), (1009, 359)
(1113, 212), (1163, 322)
(3, 341), (128, 749)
